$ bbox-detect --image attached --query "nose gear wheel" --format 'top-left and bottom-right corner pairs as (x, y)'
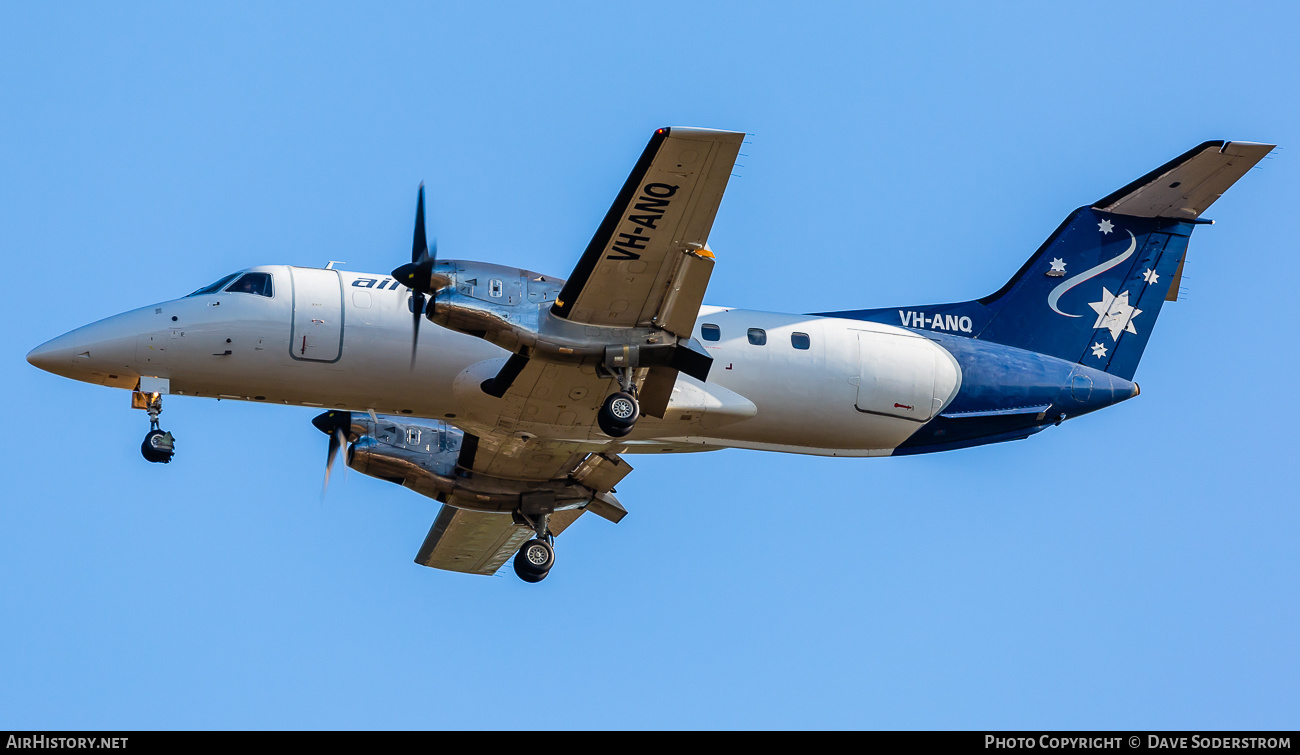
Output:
(140, 393), (175, 463)
(141, 429), (175, 463)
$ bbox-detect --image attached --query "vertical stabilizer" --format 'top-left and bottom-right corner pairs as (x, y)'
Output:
(819, 140), (1273, 380)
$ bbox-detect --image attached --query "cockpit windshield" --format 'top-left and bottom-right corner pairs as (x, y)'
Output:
(226, 272), (273, 297)
(185, 271), (274, 298)
(187, 273), (240, 297)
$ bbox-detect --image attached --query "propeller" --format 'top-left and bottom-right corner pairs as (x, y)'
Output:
(391, 184), (449, 370)
(312, 410), (353, 494)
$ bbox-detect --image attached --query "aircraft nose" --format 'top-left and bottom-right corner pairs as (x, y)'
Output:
(26, 331), (78, 375)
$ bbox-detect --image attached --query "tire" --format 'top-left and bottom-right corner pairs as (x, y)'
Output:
(597, 418), (634, 438)
(513, 538), (554, 580)
(141, 429), (174, 464)
(597, 391), (639, 437)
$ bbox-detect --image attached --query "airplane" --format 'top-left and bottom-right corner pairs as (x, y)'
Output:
(26, 127), (1272, 583)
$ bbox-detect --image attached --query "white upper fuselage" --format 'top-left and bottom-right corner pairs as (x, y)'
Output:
(28, 265), (962, 457)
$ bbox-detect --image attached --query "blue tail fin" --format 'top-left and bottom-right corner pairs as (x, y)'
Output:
(963, 207), (1190, 379)
(821, 140), (1272, 380)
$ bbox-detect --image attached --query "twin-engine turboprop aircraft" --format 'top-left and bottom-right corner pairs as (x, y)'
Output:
(27, 128), (1272, 582)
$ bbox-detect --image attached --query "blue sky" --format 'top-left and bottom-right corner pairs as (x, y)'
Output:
(2, 2), (1297, 729)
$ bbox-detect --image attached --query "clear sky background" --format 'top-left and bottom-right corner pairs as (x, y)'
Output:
(2, 2), (1297, 730)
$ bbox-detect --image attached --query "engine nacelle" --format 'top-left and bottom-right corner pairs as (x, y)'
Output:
(343, 413), (621, 516)
(346, 418), (462, 498)
(413, 260), (552, 353)
(419, 259), (711, 384)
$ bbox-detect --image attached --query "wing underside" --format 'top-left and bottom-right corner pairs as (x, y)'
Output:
(552, 126), (744, 335)
(414, 127), (745, 576)
(416, 504), (584, 575)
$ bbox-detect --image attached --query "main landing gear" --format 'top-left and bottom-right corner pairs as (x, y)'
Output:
(597, 366), (640, 438)
(512, 512), (556, 583)
(139, 393), (175, 464)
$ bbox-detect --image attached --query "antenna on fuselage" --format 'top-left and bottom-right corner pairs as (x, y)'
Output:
(325, 261), (346, 270)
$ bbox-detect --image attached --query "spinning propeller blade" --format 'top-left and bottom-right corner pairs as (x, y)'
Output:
(392, 184), (447, 370)
(312, 410), (353, 495)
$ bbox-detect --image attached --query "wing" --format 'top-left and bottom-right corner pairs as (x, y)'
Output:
(415, 128), (743, 575)
(409, 353), (642, 576)
(415, 504), (586, 575)
(461, 357), (637, 497)
(419, 371), (630, 575)
(552, 126), (744, 337)
(466, 358), (612, 479)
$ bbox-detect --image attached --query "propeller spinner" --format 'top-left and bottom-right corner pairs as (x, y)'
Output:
(392, 184), (450, 369)
(312, 410), (353, 494)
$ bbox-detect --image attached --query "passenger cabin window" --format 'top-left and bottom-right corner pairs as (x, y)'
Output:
(701, 324), (721, 341)
(187, 273), (240, 297)
(747, 328), (767, 346)
(791, 332), (811, 350)
(225, 272), (273, 298)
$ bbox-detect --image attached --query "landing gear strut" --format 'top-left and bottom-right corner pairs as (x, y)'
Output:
(139, 393), (175, 464)
(597, 366), (640, 438)
(512, 512), (555, 583)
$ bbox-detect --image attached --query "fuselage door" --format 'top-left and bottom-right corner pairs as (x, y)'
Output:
(289, 267), (344, 362)
(855, 331), (938, 422)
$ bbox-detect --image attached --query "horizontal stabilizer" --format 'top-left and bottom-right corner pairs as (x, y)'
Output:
(1093, 140), (1274, 219)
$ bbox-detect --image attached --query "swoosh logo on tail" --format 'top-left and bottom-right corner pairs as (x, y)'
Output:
(1047, 230), (1136, 317)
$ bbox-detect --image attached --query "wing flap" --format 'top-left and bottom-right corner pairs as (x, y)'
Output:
(415, 504), (534, 575)
(653, 248), (715, 337)
(415, 504), (587, 575)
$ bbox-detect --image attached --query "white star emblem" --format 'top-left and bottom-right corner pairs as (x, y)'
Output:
(1088, 287), (1142, 342)
(1098, 219), (1114, 234)
(1141, 268), (1159, 284)
(1049, 258), (1067, 273)
(1091, 342), (1108, 358)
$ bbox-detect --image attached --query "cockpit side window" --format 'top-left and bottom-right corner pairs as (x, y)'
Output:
(186, 273), (240, 297)
(225, 272), (273, 298)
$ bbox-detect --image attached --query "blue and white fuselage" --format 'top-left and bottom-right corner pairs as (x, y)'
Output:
(24, 132), (1272, 581)
(27, 263), (1135, 457)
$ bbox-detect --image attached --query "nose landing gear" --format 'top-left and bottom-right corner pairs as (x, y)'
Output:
(138, 392), (175, 464)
